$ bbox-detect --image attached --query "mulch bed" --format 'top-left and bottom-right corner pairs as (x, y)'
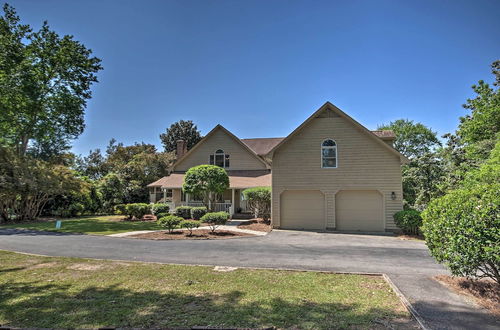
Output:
(434, 275), (500, 315)
(129, 229), (254, 240)
(237, 219), (272, 232)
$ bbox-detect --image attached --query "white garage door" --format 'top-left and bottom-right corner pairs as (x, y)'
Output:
(335, 190), (384, 231)
(281, 190), (325, 230)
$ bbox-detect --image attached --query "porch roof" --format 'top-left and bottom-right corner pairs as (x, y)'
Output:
(148, 170), (271, 189)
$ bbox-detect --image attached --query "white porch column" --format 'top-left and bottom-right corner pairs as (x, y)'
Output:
(186, 192), (190, 205)
(162, 188), (166, 203)
(230, 188), (235, 219)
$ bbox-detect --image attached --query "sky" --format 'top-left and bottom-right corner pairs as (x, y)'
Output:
(8, 0), (500, 155)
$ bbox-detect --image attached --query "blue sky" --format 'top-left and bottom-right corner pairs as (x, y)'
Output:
(8, 0), (500, 155)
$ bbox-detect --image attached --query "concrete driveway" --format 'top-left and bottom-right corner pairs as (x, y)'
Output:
(0, 228), (497, 330)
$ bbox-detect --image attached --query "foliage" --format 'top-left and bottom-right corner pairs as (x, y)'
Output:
(114, 204), (127, 215)
(401, 153), (446, 210)
(377, 119), (445, 209)
(183, 165), (229, 211)
(152, 203), (169, 215)
(124, 203), (151, 220)
(190, 206), (207, 220)
(159, 120), (202, 153)
(422, 140), (500, 283)
(175, 206), (193, 219)
(393, 210), (422, 235)
(79, 141), (174, 211)
(377, 119), (441, 159)
(0, 147), (86, 222)
(243, 187), (271, 221)
(180, 220), (201, 235)
(200, 211), (229, 233)
(422, 183), (499, 284)
(0, 4), (102, 158)
(157, 215), (182, 233)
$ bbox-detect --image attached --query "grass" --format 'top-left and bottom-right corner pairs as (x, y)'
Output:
(0, 250), (412, 329)
(0, 215), (163, 235)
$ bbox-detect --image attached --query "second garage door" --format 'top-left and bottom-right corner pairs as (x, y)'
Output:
(335, 190), (384, 231)
(281, 190), (325, 230)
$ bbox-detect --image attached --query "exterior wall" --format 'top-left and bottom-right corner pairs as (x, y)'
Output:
(271, 115), (403, 231)
(174, 129), (267, 171)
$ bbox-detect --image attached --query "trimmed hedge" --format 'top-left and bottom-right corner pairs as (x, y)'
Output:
(125, 203), (151, 220)
(114, 204), (127, 215)
(152, 203), (169, 215)
(181, 220), (201, 235)
(191, 206), (207, 220)
(393, 209), (422, 235)
(175, 206), (193, 219)
(201, 211), (229, 232)
(157, 215), (183, 233)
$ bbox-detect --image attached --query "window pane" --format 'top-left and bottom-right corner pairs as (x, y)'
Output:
(215, 149), (224, 154)
(322, 139), (336, 147)
(322, 147), (336, 157)
(322, 157), (337, 168)
(209, 155), (214, 165)
(215, 154), (224, 167)
(225, 154), (230, 168)
(166, 189), (173, 198)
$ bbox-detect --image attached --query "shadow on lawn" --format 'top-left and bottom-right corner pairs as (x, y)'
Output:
(0, 280), (414, 329)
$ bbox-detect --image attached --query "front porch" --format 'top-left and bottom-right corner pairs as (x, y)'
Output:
(149, 187), (250, 216)
(147, 170), (271, 217)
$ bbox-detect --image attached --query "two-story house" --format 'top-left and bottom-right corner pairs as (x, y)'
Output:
(148, 102), (408, 232)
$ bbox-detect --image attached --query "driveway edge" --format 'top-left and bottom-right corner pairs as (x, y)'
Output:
(382, 274), (429, 330)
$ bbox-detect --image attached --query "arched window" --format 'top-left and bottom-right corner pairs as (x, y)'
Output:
(321, 139), (337, 168)
(209, 149), (230, 168)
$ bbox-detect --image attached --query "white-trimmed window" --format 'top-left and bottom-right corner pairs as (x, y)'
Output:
(321, 139), (337, 168)
(209, 149), (230, 168)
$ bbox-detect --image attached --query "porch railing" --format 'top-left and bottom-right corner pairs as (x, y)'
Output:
(174, 202), (232, 213)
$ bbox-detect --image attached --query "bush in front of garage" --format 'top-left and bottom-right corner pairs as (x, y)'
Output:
(393, 209), (422, 235)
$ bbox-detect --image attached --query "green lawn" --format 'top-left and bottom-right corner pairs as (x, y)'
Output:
(0, 215), (162, 235)
(0, 250), (412, 329)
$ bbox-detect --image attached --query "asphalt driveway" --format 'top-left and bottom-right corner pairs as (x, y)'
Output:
(0, 228), (497, 329)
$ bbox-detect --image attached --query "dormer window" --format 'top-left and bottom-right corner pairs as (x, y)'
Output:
(209, 149), (230, 168)
(321, 139), (337, 168)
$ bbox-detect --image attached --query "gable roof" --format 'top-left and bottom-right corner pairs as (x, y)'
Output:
(265, 102), (409, 164)
(171, 124), (271, 171)
(241, 137), (285, 156)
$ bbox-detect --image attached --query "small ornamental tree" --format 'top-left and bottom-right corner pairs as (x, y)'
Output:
(182, 165), (229, 211)
(243, 187), (271, 221)
(201, 212), (229, 233)
(181, 220), (201, 236)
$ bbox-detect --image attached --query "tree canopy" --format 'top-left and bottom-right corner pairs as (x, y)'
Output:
(182, 165), (229, 211)
(377, 119), (441, 159)
(0, 4), (103, 157)
(160, 120), (202, 153)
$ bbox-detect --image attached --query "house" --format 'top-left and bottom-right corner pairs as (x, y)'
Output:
(148, 102), (408, 232)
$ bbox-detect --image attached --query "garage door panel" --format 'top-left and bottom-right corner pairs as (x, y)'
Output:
(336, 190), (383, 231)
(281, 190), (325, 230)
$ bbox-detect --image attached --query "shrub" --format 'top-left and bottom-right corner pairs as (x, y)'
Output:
(243, 187), (271, 221)
(422, 183), (500, 284)
(152, 203), (169, 215)
(175, 206), (193, 219)
(191, 206), (207, 220)
(125, 203), (152, 220)
(114, 204), (127, 216)
(157, 215), (183, 233)
(155, 212), (170, 219)
(181, 220), (201, 235)
(393, 209), (422, 235)
(201, 211), (229, 233)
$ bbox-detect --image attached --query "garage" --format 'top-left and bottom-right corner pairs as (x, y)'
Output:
(335, 190), (384, 231)
(280, 190), (325, 230)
